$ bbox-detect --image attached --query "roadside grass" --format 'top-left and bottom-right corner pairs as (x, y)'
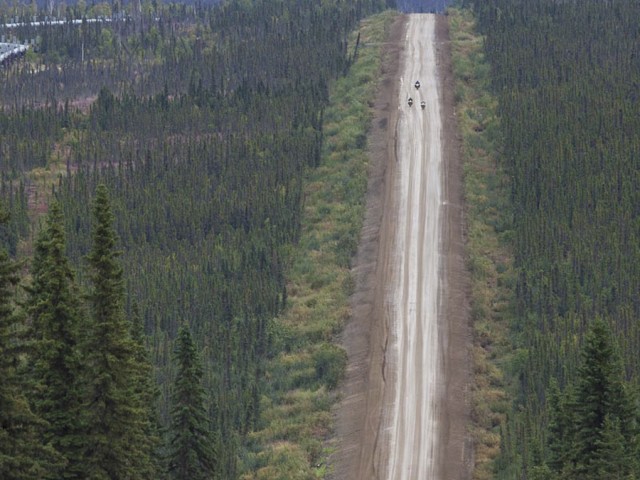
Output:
(448, 8), (516, 480)
(240, 10), (398, 479)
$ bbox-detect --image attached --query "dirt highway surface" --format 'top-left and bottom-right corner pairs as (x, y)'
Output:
(386, 14), (443, 479)
(331, 13), (471, 480)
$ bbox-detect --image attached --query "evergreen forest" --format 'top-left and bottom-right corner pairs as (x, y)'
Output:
(0, 0), (390, 477)
(468, 0), (640, 477)
(4, 0), (639, 477)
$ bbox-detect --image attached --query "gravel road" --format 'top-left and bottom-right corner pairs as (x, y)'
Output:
(385, 14), (443, 480)
(331, 13), (470, 480)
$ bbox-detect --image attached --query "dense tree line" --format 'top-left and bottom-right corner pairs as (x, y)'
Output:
(0, 204), (61, 479)
(1, 191), (158, 479)
(0, 189), (220, 478)
(0, 0), (388, 477)
(469, 0), (640, 476)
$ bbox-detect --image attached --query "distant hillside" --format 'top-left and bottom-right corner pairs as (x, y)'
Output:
(396, 0), (450, 13)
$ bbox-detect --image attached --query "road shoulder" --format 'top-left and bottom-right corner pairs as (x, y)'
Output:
(436, 13), (473, 480)
(329, 13), (406, 480)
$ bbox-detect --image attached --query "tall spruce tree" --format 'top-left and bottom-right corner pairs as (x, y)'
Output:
(573, 319), (638, 479)
(27, 201), (86, 479)
(168, 325), (216, 480)
(0, 205), (61, 479)
(547, 318), (639, 479)
(83, 184), (157, 479)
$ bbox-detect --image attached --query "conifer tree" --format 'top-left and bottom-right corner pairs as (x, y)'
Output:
(0, 205), (61, 479)
(83, 184), (156, 479)
(592, 415), (631, 479)
(573, 319), (637, 479)
(130, 302), (164, 476)
(27, 201), (86, 479)
(168, 325), (216, 480)
(548, 319), (639, 479)
(546, 379), (577, 477)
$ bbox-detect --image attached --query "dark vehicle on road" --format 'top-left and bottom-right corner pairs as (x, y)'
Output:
(408, 97), (413, 107)
(421, 101), (425, 109)
(415, 80), (420, 89)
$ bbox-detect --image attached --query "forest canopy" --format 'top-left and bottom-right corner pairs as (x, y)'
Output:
(468, 0), (640, 477)
(0, 0), (388, 477)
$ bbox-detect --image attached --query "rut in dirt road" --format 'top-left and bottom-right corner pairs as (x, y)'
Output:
(386, 14), (443, 480)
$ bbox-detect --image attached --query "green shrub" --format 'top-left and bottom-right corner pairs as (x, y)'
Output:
(313, 343), (347, 389)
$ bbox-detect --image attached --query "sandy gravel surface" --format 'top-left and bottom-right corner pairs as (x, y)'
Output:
(385, 14), (442, 479)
